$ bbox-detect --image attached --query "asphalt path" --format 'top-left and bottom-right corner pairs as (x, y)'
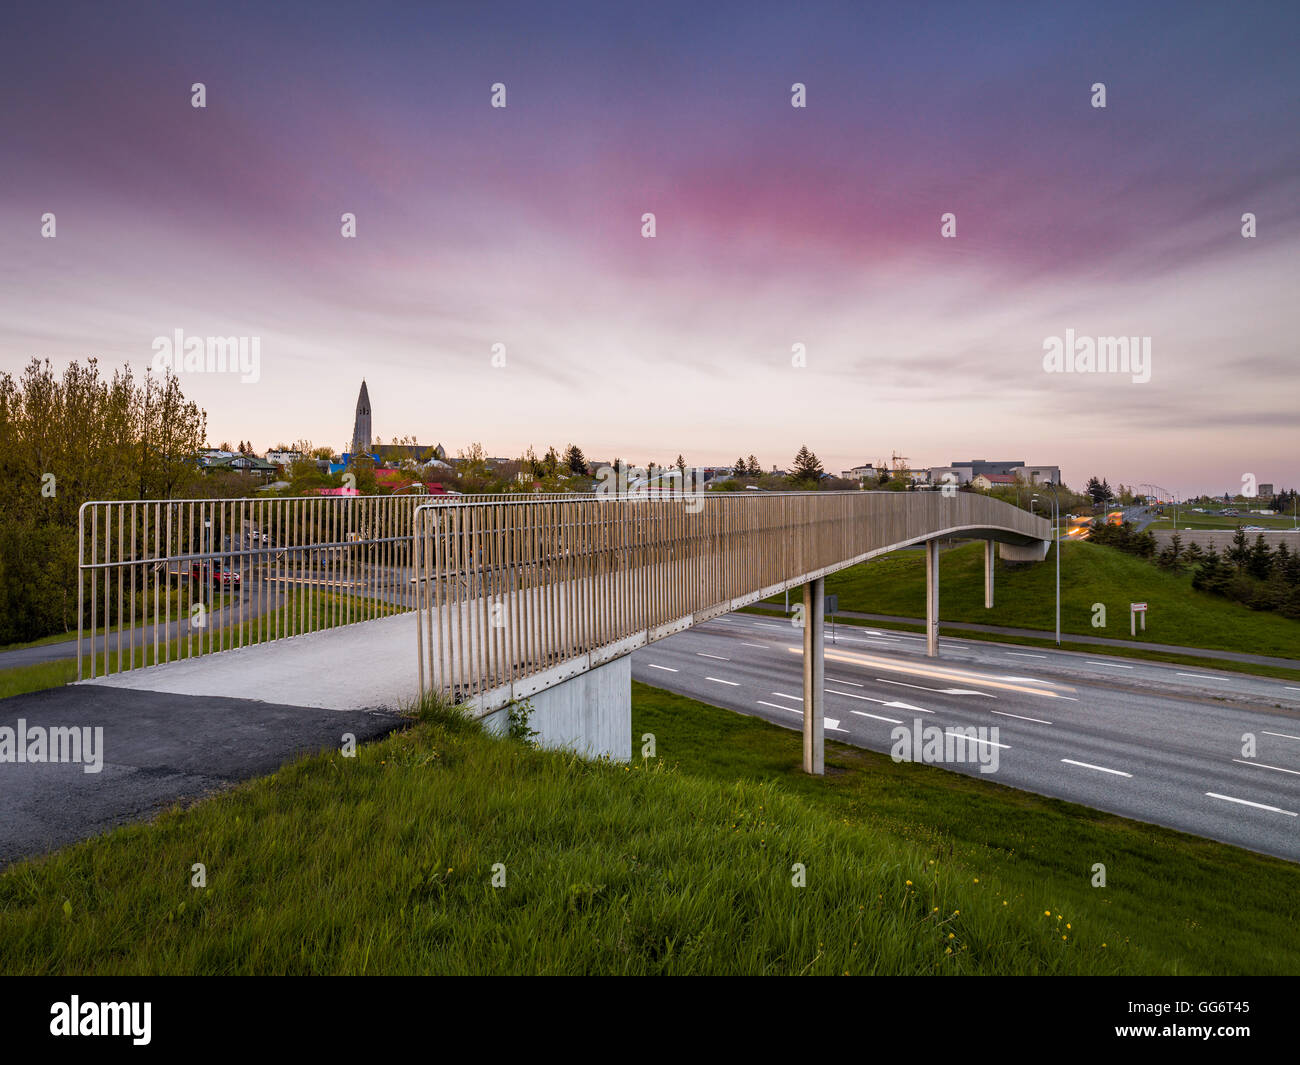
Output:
(0, 685), (402, 869)
(631, 612), (1300, 862)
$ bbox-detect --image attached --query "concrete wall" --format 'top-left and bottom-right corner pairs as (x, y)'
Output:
(1152, 529), (1300, 551)
(480, 656), (631, 762)
(1000, 540), (1050, 562)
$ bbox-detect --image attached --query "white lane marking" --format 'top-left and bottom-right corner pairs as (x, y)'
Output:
(850, 710), (903, 724)
(1006, 652), (1048, 659)
(706, 676), (739, 686)
(991, 710), (1053, 725)
(1061, 759), (1132, 778)
(1206, 792), (1297, 817)
(647, 664), (678, 672)
(771, 692), (803, 702)
(946, 730), (1010, 750)
(827, 677), (863, 687)
(1176, 672), (1226, 681)
(1263, 730), (1300, 742)
(741, 643), (768, 649)
(1086, 661), (1133, 668)
(757, 700), (800, 714)
(696, 652), (730, 661)
(1233, 759), (1300, 777)
(1286, 687), (1300, 692)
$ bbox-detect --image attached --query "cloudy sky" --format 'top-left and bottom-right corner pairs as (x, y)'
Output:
(2, 0), (1296, 496)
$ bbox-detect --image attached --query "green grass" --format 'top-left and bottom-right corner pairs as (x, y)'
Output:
(1, 685), (1297, 974)
(0, 631), (80, 654)
(782, 540), (1300, 661)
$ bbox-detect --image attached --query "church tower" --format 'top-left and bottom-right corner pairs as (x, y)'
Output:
(351, 380), (372, 456)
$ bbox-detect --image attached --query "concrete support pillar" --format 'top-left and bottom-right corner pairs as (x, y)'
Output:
(802, 577), (825, 775)
(925, 539), (940, 658)
(984, 539), (994, 609)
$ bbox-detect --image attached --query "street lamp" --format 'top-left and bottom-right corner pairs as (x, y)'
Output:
(1031, 484), (1061, 646)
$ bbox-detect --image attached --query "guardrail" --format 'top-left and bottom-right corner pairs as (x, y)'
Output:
(413, 491), (1049, 709)
(75, 492), (589, 680)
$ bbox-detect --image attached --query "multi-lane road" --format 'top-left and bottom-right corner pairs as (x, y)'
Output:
(631, 613), (1300, 862)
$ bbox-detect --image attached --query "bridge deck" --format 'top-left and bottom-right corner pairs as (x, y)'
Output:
(85, 612), (420, 712)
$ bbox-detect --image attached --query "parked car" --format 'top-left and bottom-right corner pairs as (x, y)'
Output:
(190, 562), (241, 587)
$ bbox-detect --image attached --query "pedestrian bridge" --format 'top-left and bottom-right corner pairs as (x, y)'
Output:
(80, 491), (1051, 774)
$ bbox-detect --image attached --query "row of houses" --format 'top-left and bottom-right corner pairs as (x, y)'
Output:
(840, 458), (1061, 489)
(198, 446), (454, 495)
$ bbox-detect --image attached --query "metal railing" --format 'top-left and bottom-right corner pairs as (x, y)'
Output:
(413, 491), (1049, 709)
(75, 492), (589, 680)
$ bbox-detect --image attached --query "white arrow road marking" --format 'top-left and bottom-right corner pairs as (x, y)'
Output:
(826, 688), (933, 712)
(1061, 759), (1131, 777)
(1233, 759), (1300, 777)
(1206, 793), (1297, 817)
(876, 678), (995, 698)
(756, 700), (845, 731)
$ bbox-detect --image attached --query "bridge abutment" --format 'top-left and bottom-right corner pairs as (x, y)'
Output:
(481, 656), (632, 762)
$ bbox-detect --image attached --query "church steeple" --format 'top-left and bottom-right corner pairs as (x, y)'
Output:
(351, 380), (372, 456)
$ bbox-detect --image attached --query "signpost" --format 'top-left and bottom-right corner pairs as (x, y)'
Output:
(826, 594), (838, 644)
(1130, 602), (1148, 636)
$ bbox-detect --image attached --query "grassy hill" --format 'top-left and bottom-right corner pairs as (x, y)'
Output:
(790, 540), (1300, 660)
(1, 684), (1297, 974)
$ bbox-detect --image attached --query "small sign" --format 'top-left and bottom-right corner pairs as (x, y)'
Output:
(1131, 602), (1147, 611)
(825, 594), (839, 615)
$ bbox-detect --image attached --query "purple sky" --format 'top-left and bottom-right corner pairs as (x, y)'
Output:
(2, 0), (1297, 496)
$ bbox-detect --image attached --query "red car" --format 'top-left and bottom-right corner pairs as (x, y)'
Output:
(190, 562), (241, 587)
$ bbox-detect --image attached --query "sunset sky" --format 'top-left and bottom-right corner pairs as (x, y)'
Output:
(2, 0), (1296, 496)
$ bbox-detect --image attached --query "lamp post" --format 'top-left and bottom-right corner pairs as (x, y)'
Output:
(1032, 484), (1061, 646)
